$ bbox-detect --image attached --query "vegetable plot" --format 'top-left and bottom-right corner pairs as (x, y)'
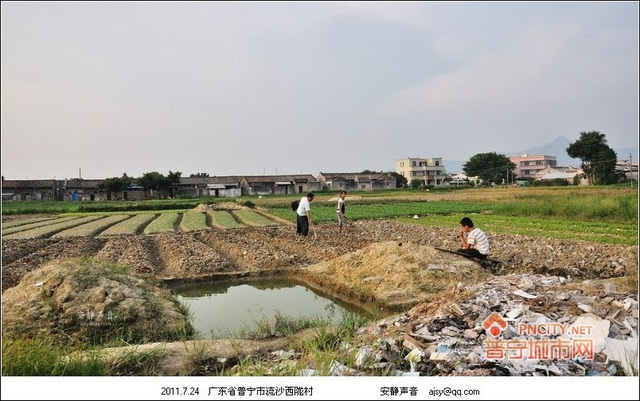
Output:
(207, 210), (245, 229)
(2, 216), (82, 236)
(2, 215), (106, 240)
(143, 213), (179, 234)
(51, 215), (131, 238)
(99, 214), (158, 236)
(180, 211), (209, 232)
(231, 209), (278, 227)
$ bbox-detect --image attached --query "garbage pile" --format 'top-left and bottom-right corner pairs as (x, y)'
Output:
(365, 272), (638, 376)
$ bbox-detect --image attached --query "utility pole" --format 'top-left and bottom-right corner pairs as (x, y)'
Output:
(506, 164), (509, 185)
(630, 153), (634, 188)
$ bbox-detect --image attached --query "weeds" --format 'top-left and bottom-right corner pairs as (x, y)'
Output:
(108, 346), (167, 375)
(2, 338), (106, 376)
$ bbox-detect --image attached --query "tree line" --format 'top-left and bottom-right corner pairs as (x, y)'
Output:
(97, 170), (191, 199)
(99, 131), (624, 198)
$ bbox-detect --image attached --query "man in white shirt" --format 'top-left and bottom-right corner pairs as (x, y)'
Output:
(296, 193), (314, 236)
(456, 216), (490, 259)
(337, 190), (347, 233)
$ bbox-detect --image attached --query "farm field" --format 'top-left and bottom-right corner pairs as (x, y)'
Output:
(1, 186), (638, 378)
(2, 186), (636, 245)
(2, 187), (637, 289)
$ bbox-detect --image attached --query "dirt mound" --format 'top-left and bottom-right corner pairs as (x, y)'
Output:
(300, 241), (492, 309)
(2, 259), (193, 343)
(193, 203), (212, 212)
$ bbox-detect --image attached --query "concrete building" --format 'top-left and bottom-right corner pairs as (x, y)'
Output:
(616, 159), (638, 182)
(395, 157), (447, 186)
(316, 172), (396, 192)
(238, 174), (321, 196)
(509, 154), (557, 180)
(444, 172), (480, 187)
(533, 166), (587, 185)
(175, 176), (241, 198)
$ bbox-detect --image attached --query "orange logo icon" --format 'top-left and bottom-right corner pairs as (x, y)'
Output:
(483, 312), (508, 337)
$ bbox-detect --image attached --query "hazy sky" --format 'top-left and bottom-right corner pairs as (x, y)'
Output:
(2, 1), (638, 180)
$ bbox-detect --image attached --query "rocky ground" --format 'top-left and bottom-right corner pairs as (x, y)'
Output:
(1, 218), (638, 376)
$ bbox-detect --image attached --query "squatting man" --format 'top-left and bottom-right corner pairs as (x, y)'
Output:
(456, 216), (490, 259)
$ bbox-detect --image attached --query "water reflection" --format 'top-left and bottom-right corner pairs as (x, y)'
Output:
(172, 278), (370, 338)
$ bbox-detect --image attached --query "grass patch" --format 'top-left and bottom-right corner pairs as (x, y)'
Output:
(108, 347), (168, 376)
(2, 338), (106, 376)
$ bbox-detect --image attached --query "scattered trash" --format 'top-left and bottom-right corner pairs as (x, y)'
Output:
(404, 348), (424, 372)
(513, 289), (538, 299)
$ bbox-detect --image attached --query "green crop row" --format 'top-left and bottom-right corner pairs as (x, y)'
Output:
(143, 213), (179, 234)
(1, 216), (58, 229)
(207, 211), (244, 229)
(99, 214), (158, 236)
(51, 215), (131, 238)
(1, 198), (224, 215)
(2, 215), (106, 240)
(2, 216), (82, 236)
(232, 209), (278, 227)
(180, 211), (209, 232)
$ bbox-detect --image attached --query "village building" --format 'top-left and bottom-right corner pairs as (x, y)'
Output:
(509, 154), (558, 180)
(395, 157), (447, 186)
(316, 172), (396, 192)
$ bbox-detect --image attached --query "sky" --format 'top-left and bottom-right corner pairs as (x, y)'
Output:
(1, 1), (638, 180)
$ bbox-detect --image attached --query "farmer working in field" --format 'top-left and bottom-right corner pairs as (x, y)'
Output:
(337, 190), (347, 233)
(296, 193), (314, 236)
(456, 216), (490, 260)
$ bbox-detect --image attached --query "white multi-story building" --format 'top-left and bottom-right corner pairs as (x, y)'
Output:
(395, 157), (447, 186)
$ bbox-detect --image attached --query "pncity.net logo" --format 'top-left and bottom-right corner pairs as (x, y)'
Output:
(481, 312), (594, 360)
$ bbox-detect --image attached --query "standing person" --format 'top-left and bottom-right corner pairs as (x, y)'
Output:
(456, 216), (490, 259)
(336, 190), (347, 233)
(296, 193), (314, 236)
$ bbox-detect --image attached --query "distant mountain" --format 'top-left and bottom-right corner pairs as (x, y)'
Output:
(445, 136), (638, 173)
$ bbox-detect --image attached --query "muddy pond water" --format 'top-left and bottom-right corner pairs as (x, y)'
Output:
(172, 278), (373, 338)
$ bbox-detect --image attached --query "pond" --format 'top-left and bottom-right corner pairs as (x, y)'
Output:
(172, 277), (373, 338)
